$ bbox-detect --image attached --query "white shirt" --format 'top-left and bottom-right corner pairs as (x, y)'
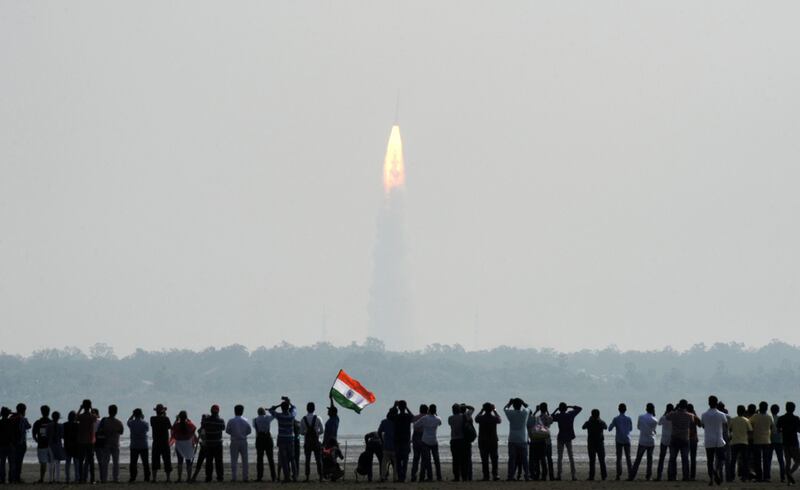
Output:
(658, 415), (672, 446)
(414, 415), (442, 446)
(225, 416), (252, 442)
(701, 408), (728, 449)
(637, 413), (658, 447)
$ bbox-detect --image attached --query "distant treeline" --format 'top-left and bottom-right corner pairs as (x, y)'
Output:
(2, 340), (799, 432)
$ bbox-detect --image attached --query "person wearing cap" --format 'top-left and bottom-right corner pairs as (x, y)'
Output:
(253, 407), (276, 482)
(226, 405), (252, 482)
(127, 408), (150, 482)
(149, 404), (172, 482)
(201, 405), (225, 482)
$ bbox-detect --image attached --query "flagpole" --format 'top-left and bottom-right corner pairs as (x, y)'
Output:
(343, 440), (348, 481)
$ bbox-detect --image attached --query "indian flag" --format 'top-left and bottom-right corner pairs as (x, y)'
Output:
(330, 369), (376, 413)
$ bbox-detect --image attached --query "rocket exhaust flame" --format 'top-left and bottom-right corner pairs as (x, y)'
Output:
(383, 125), (405, 194)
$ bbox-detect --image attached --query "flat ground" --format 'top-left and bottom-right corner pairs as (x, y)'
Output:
(14, 464), (788, 489)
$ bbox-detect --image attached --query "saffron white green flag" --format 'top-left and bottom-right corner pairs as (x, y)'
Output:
(330, 369), (376, 413)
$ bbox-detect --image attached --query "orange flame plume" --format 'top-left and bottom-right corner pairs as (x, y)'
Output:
(383, 125), (405, 194)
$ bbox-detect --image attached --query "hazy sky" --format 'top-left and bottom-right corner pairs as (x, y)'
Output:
(2, 1), (799, 355)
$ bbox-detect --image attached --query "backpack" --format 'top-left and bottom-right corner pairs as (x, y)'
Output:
(356, 450), (372, 476)
(463, 414), (477, 444)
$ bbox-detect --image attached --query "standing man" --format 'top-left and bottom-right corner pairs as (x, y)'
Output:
(99, 405), (123, 483)
(655, 403), (674, 481)
(582, 409), (608, 481)
(324, 400), (340, 446)
(253, 407), (276, 482)
(777, 401), (800, 485)
(0, 407), (18, 484)
(475, 402), (501, 481)
(378, 408), (397, 481)
(226, 404), (252, 482)
(414, 404), (443, 482)
(410, 404), (428, 482)
(504, 398), (530, 481)
(201, 405), (225, 482)
(389, 400), (414, 482)
(10, 403), (31, 483)
(769, 404), (786, 483)
(269, 397), (297, 483)
(701, 395), (728, 485)
(150, 404), (172, 482)
(608, 403), (633, 480)
(299, 402), (323, 482)
(448, 403), (474, 482)
(666, 399), (694, 481)
(552, 402), (582, 481)
(76, 400), (97, 483)
(32, 405), (52, 484)
(728, 405), (752, 481)
(127, 408), (150, 482)
(629, 403), (658, 481)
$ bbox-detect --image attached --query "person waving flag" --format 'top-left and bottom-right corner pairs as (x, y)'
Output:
(329, 370), (376, 413)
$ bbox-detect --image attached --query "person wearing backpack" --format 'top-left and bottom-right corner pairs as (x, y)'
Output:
(299, 402), (323, 482)
(528, 405), (551, 480)
(448, 403), (475, 481)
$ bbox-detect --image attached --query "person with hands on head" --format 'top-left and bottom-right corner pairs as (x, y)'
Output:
(475, 402), (502, 481)
(552, 402), (582, 481)
(504, 397), (530, 481)
(269, 396), (297, 483)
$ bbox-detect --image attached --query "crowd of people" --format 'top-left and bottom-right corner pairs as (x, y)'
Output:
(0, 395), (798, 485)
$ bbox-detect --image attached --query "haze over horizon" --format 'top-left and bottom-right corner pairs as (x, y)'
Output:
(2, 1), (800, 356)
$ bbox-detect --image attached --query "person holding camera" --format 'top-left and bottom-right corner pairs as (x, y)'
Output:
(269, 397), (297, 483)
(475, 402), (501, 481)
(389, 400), (414, 482)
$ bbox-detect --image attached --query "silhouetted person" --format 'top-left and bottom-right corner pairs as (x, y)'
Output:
(189, 414), (208, 483)
(127, 408), (151, 482)
(269, 397), (297, 483)
(581, 408), (607, 480)
(609, 403), (632, 480)
(32, 405), (52, 483)
(475, 402), (501, 481)
(728, 404), (752, 481)
(552, 402), (581, 480)
(253, 407), (276, 482)
(415, 403), (442, 481)
(324, 400), (339, 444)
(47, 411), (65, 482)
(226, 404), (251, 482)
(448, 403), (474, 481)
(630, 403), (658, 481)
(10, 403), (30, 483)
(777, 401), (800, 484)
(688, 403), (702, 480)
(378, 408), (397, 481)
(201, 404), (225, 482)
(62, 411), (80, 482)
(76, 399), (97, 483)
(751, 401), (775, 481)
(150, 403), (172, 482)
(701, 395), (727, 485)
(171, 410), (197, 482)
(769, 403), (786, 483)
(0, 407), (15, 484)
(410, 404), (428, 481)
(504, 397), (530, 481)
(528, 403), (552, 481)
(92, 408), (105, 483)
(389, 400), (414, 482)
(666, 399), (693, 481)
(97, 405), (125, 483)
(299, 402), (323, 481)
(655, 403), (674, 481)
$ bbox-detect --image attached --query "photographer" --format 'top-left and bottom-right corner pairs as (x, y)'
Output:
(268, 397), (297, 483)
(475, 402), (501, 481)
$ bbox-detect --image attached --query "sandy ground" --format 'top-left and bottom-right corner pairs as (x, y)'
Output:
(12, 463), (790, 489)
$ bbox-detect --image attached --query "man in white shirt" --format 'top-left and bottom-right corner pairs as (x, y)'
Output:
(299, 403), (324, 481)
(253, 407), (276, 482)
(701, 395), (728, 486)
(504, 398), (530, 481)
(655, 403), (674, 481)
(629, 403), (658, 481)
(413, 404), (443, 481)
(225, 405), (252, 482)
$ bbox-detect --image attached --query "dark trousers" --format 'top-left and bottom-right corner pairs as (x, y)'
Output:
(204, 445), (223, 482)
(395, 442), (410, 482)
(0, 445), (13, 483)
(729, 443), (749, 480)
(630, 445), (654, 480)
(656, 443), (669, 480)
(616, 442), (631, 478)
(255, 433), (276, 481)
(507, 442), (528, 480)
(276, 438), (294, 482)
(151, 443), (172, 475)
(450, 439), (469, 481)
(706, 447), (725, 482)
(129, 448), (150, 482)
(304, 444), (321, 479)
(78, 443), (94, 482)
(11, 443), (25, 482)
(530, 439), (547, 480)
(191, 446), (206, 481)
(479, 441), (499, 480)
(767, 442), (786, 481)
(690, 439), (698, 479)
(588, 443), (607, 480)
(753, 443), (770, 481)
(411, 436), (423, 481)
(420, 443), (441, 481)
(668, 438), (690, 481)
